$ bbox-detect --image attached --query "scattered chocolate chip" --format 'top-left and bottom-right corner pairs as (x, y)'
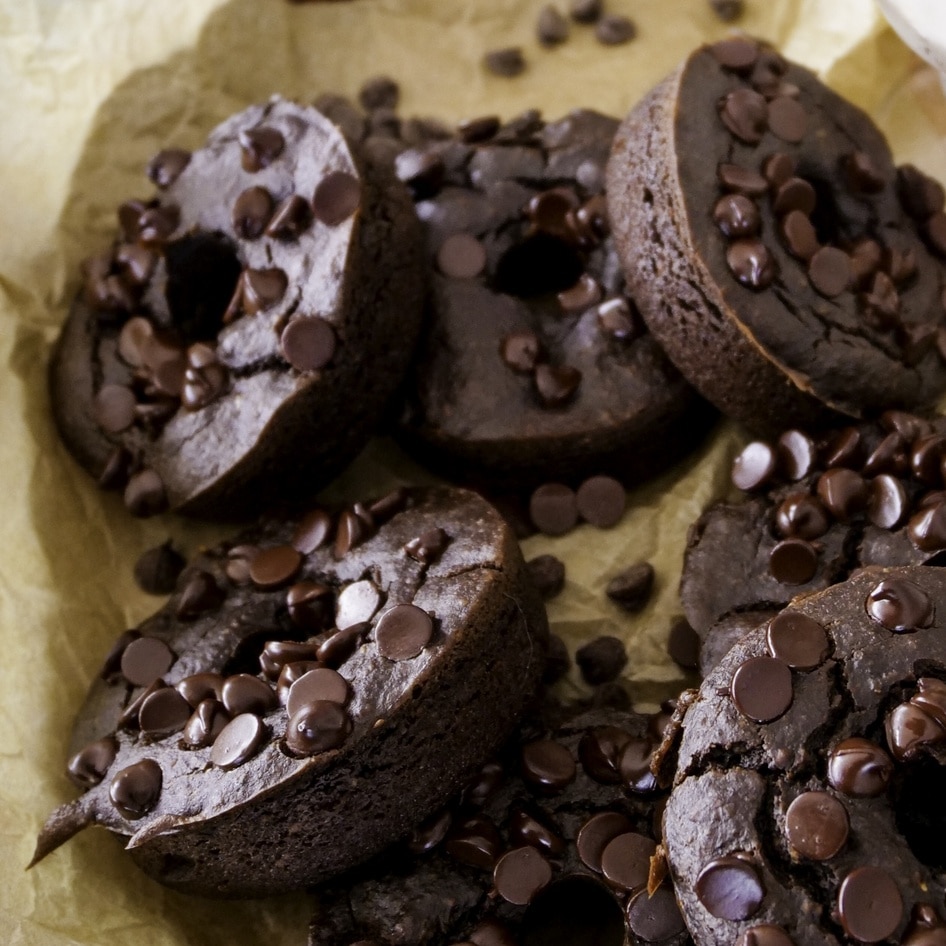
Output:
(247, 544), (302, 591)
(493, 847), (553, 905)
(827, 737), (894, 797)
(175, 672), (225, 707)
(286, 668), (350, 716)
(844, 151), (885, 194)
(529, 483), (578, 536)
(730, 655), (793, 723)
(137, 205), (180, 244)
(775, 492), (829, 540)
(769, 538), (818, 584)
(292, 509), (333, 554)
(108, 759), (163, 819)
(718, 163), (768, 196)
(121, 636), (174, 688)
(595, 13), (635, 45)
(395, 148), (445, 199)
(67, 736), (119, 788)
(784, 791), (849, 860)
(816, 467), (869, 521)
(437, 233), (487, 279)
(780, 211), (820, 260)
(898, 164), (946, 220)
(569, 0), (601, 22)
(668, 616), (700, 670)
(521, 739), (576, 791)
(280, 317), (336, 372)
(808, 246), (851, 298)
(575, 636), (628, 685)
(714, 194), (760, 239)
(182, 698), (229, 748)
(124, 469), (168, 517)
(606, 562), (655, 612)
(735, 926), (796, 946)
(93, 384), (136, 434)
(484, 47), (526, 78)
(773, 177), (816, 216)
(266, 194), (312, 240)
(211, 713), (267, 768)
(708, 0), (744, 22)
(335, 580), (381, 629)
(732, 441), (777, 490)
(445, 815), (503, 870)
(765, 611), (828, 669)
(317, 622), (370, 669)
(312, 171), (362, 226)
(763, 153), (797, 189)
(767, 96), (807, 143)
(600, 831), (656, 892)
(537, 5), (569, 45)
(132, 541), (185, 596)
(719, 88), (768, 145)
(627, 886), (687, 941)
(576, 811), (633, 872)
(727, 239), (776, 289)
(358, 75), (399, 112)
(175, 570), (225, 619)
(576, 475), (625, 528)
(375, 604), (433, 661)
(597, 297), (638, 340)
(526, 554), (566, 600)
(868, 474), (908, 529)
(232, 186), (274, 239)
(457, 115), (500, 144)
(238, 126), (285, 172)
(500, 331), (543, 373)
(866, 576), (933, 632)
(558, 273), (602, 312)
(146, 148), (191, 189)
(908, 502), (946, 552)
(886, 700), (946, 760)
(139, 686), (192, 737)
(534, 363), (582, 408)
(695, 855), (765, 920)
(222, 674), (278, 717)
(710, 37), (758, 72)
(543, 634), (571, 684)
(837, 867), (903, 943)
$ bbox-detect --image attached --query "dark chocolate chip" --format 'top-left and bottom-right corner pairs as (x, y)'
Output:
(121, 636), (174, 688)
(714, 194), (760, 239)
(908, 502), (946, 552)
(534, 363), (582, 408)
(407, 808), (452, 854)
(868, 474), (908, 529)
(577, 811), (633, 872)
(108, 759), (163, 819)
(765, 611), (828, 669)
(773, 177), (816, 216)
(730, 655), (793, 723)
(727, 239), (776, 289)
(767, 96), (807, 143)
(402, 526), (448, 565)
(827, 737), (893, 797)
(576, 475), (625, 528)
(710, 37), (758, 72)
(718, 163), (768, 196)
(536, 5), (569, 45)
(924, 213), (946, 258)
(292, 508), (333, 554)
(238, 266), (288, 314)
(816, 467), (869, 521)
(627, 886), (687, 941)
(775, 492), (830, 540)
(238, 126), (284, 172)
(211, 713), (267, 768)
(575, 636), (628, 685)
(785, 791), (849, 860)
(732, 441), (777, 490)
(500, 331), (543, 373)
(286, 668), (349, 717)
(844, 151), (886, 194)
(595, 14), (636, 45)
(668, 616), (700, 670)
(483, 47), (526, 78)
(600, 832), (656, 892)
(317, 622), (370, 669)
(597, 297), (639, 340)
(175, 570), (225, 619)
(695, 855), (765, 920)
(850, 238), (884, 288)
(457, 115), (501, 143)
(569, 0), (601, 22)
(769, 538), (818, 584)
(719, 88), (768, 145)
(808, 246), (851, 298)
(886, 700), (946, 760)
(620, 737), (658, 794)
(247, 544), (302, 591)
(133, 541), (185, 595)
(285, 581), (333, 632)
(911, 677), (946, 727)
(182, 698), (229, 748)
(137, 205), (180, 244)
(437, 233), (487, 278)
(780, 210), (820, 260)
(260, 640), (321, 680)
(735, 926), (796, 946)
(265, 194), (312, 240)
(866, 577), (934, 632)
(221, 674), (278, 716)
(821, 426), (863, 469)
(763, 152), (797, 189)
(146, 148), (190, 189)
(558, 273), (602, 312)
(605, 562), (655, 612)
(898, 164), (946, 220)
(124, 468), (168, 517)
(139, 686), (192, 737)
(93, 384), (136, 434)
(232, 186), (274, 239)
(521, 738), (576, 791)
(312, 171), (361, 227)
(358, 75), (399, 111)
(375, 604), (433, 661)
(777, 430), (816, 480)
(529, 483), (578, 536)
(838, 867), (903, 943)
(508, 805), (566, 857)
(280, 317), (336, 372)
(445, 815), (503, 870)
(67, 736), (119, 788)
(578, 726), (632, 784)
(493, 847), (553, 905)
(335, 579), (381, 628)
(863, 432), (908, 477)
(175, 672), (225, 707)
(526, 554), (566, 600)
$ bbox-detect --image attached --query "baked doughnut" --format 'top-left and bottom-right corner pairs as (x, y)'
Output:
(31, 487), (548, 896)
(395, 108), (712, 489)
(607, 37), (946, 434)
(50, 96), (423, 517)
(679, 412), (946, 671)
(309, 700), (691, 946)
(663, 565), (946, 946)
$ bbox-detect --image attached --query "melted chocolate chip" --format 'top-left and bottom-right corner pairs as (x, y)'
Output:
(695, 855), (765, 920)
(785, 791), (849, 860)
(765, 611), (828, 669)
(866, 577), (934, 632)
(827, 737), (893, 797)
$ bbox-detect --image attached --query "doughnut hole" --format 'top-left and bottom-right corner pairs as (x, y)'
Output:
(164, 232), (242, 342)
(893, 757), (946, 872)
(493, 233), (585, 298)
(520, 875), (626, 946)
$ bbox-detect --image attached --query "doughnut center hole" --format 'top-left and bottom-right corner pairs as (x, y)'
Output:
(806, 176), (844, 247)
(164, 232), (242, 343)
(494, 233), (584, 298)
(894, 757), (946, 871)
(520, 875), (625, 946)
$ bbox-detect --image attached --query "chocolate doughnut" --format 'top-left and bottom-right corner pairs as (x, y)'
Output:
(309, 700), (691, 946)
(50, 96), (423, 517)
(679, 412), (946, 672)
(663, 565), (946, 946)
(395, 108), (712, 490)
(607, 38), (946, 434)
(31, 488), (548, 896)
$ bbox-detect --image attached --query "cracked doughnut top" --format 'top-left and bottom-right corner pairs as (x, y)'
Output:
(49, 96), (424, 518)
(309, 702), (692, 946)
(663, 565), (946, 946)
(607, 37), (946, 434)
(679, 411), (946, 673)
(396, 108), (712, 490)
(31, 487), (548, 896)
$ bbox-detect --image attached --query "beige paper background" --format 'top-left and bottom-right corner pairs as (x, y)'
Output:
(1, 0), (943, 942)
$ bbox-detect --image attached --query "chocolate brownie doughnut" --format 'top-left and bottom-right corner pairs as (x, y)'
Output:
(31, 488), (548, 896)
(680, 412), (946, 671)
(395, 108), (712, 490)
(662, 565), (946, 946)
(50, 96), (423, 517)
(607, 37), (946, 434)
(309, 700), (691, 946)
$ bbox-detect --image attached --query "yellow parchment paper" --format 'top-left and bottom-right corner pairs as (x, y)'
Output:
(1, 1), (943, 943)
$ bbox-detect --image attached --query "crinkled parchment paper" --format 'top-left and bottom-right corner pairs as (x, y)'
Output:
(1, 0), (942, 942)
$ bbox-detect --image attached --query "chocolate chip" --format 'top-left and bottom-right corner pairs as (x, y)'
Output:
(557, 273), (602, 312)
(719, 88), (768, 144)
(437, 233), (487, 278)
(727, 239), (776, 289)
(911, 677), (946, 726)
(211, 713), (267, 769)
(175, 570), (225, 619)
(784, 790), (849, 860)
(868, 474), (908, 529)
(93, 384), (136, 434)
(238, 126), (284, 172)
(375, 603), (433, 661)
(710, 37), (758, 71)
(457, 115), (501, 143)
(276, 662), (321, 704)
(735, 926), (796, 946)
(175, 672), (225, 707)
(732, 441), (777, 490)
(569, 0), (601, 22)
(525, 555), (565, 600)
(508, 805), (566, 856)
(124, 468), (168, 517)
(844, 151), (885, 195)
(595, 14), (636, 45)
(627, 887), (687, 941)
(285, 581), (332, 632)
(909, 502), (946, 552)
(776, 430), (816, 480)
(773, 177), (816, 215)
(780, 210), (820, 260)
(576, 475), (625, 528)
(280, 317), (336, 372)
(828, 737), (894, 797)
(146, 148), (191, 188)
(137, 205), (180, 244)
(109, 759), (163, 819)
(767, 96), (807, 143)
(292, 508), (333, 554)
(221, 674), (278, 717)
(521, 739), (576, 791)
(665, 616), (699, 671)
(817, 467), (869, 521)
(775, 492), (830, 540)
(265, 194), (312, 240)
(232, 186), (274, 239)
(714, 194), (760, 239)
(182, 698), (229, 748)
(445, 815), (503, 870)
(765, 611), (828, 669)
(529, 483), (578, 536)
(838, 867), (903, 943)
(924, 214), (946, 258)
(534, 363), (582, 407)
(133, 541), (185, 596)
(898, 164), (946, 220)
(578, 726), (631, 784)
(358, 75), (399, 111)
(718, 163), (768, 196)
(866, 576), (933, 632)
(886, 700), (946, 760)
(695, 855), (765, 920)
(310, 171), (361, 227)
(336, 579), (381, 629)
(493, 847), (553, 905)
(536, 5), (569, 45)
(597, 297), (639, 340)
(483, 47), (526, 78)
(600, 832), (656, 892)
(139, 686), (192, 737)
(260, 640), (321, 680)
(67, 736), (119, 788)
(606, 562), (654, 612)
(500, 331), (543, 373)
(769, 538), (818, 584)
(245, 544), (301, 591)
(542, 634), (570, 685)
(763, 152), (797, 189)
(121, 636), (174, 688)
(407, 808), (452, 854)
(576, 811), (633, 873)
(286, 668), (350, 717)
(808, 246), (851, 298)
(317, 622), (370, 669)
(731, 655), (793, 723)
(575, 636), (628, 685)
